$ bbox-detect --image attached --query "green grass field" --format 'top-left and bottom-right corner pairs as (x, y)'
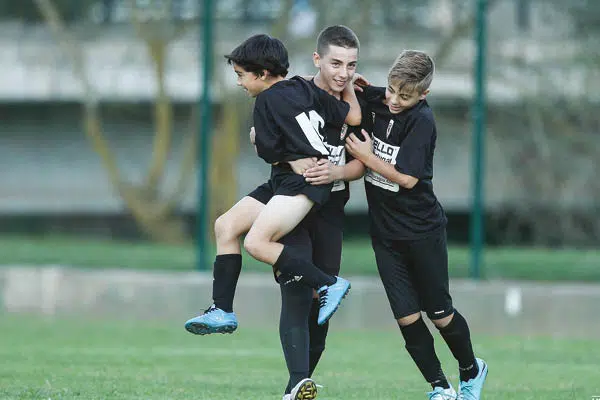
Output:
(2, 235), (600, 281)
(0, 314), (597, 399)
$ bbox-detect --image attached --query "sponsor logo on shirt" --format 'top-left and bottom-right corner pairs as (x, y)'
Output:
(340, 123), (348, 140)
(326, 124), (348, 192)
(386, 119), (394, 138)
(365, 136), (400, 192)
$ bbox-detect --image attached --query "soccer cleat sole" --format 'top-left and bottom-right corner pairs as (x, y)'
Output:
(184, 322), (237, 336)
(292, 379), (318, 400)
(318, 284), (351, 326)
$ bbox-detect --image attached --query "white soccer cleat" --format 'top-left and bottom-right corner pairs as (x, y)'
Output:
(289, 378), (318, 399)
(427, 385), (457, 399)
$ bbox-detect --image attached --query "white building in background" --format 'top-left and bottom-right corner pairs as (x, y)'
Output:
(0, 1), (595, 216)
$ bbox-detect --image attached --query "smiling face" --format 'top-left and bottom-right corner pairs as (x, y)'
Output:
(313, 45), (358, 95)
(384, 81), (429, 114)
(232, 63), (266, 97)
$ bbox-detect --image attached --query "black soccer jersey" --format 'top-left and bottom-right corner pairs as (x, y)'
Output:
(253, 76), (350, 164)
(306, 79), (352, 227)
(358, 85), (447, 239)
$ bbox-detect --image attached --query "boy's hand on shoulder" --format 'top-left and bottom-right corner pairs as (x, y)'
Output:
(345, 129), (373, 161)
(288, 157), (318, 175)
(304, 159), (340, 185)
(352, 73), (370, 92)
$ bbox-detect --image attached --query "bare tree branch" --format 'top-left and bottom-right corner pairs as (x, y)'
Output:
(433, 0), (501, 67)
(35, 0), (123, 188)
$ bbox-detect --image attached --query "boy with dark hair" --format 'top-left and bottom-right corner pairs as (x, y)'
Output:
(185, 28), (365, 400)
(187, 33), (357, 328)
(345, 50), (488, 400)
(276, 25), (365, 400)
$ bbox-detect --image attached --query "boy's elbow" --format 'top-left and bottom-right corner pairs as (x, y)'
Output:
(399, 175), (418, 189)
(352, 163), (366, 180)
(346, 113), (361, 126)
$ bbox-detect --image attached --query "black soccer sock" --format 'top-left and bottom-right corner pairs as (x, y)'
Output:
(308, 297), (329, 377)
(211, 254), (242, 312)
(273, 245), (336, 289)
(437, 310), (479, 382)
(280, 279), (313, 394)
(400, 318), (450, 389)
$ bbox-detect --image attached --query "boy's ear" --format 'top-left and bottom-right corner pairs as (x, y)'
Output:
(259, 69), (269, 80)
(419, 89), (430, 100)
(312, 52), (321, 68)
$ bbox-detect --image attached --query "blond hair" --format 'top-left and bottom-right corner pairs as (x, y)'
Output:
(388, 50), (434, 94)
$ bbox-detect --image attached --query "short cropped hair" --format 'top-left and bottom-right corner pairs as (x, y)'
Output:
(316, 25), (360, 56)
(388, 50), (435, 94)
(225, 34), (289, 77)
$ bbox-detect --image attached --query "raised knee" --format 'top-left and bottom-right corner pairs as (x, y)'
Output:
(243, 234), (261, 259)
(213, 214), (227, 239)
(214, 213), (239, 243)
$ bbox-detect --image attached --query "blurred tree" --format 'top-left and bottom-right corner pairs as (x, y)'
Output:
(35, 0), (197, 243)
(487, 0), (600, 246)
(432, 0), (500, 67)
(271, 0), (294, 41)
(209, 93), (246, 234)
(0, 0), (87, 22)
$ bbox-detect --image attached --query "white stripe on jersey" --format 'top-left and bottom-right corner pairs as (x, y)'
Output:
(295, 110), (329, 155)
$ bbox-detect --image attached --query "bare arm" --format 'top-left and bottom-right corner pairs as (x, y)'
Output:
(288, 157), (318, 175)
(352, 72), (370, 92)
(304, 158), (365, 185)
(341, 158), (366, 181)
(359, 152), (418, 189)
(345, 131), (418, 189)
(341, 78), (362, 126)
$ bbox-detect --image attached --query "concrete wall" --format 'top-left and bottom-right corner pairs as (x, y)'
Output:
(0, 103), (199, 213)
(0, 100), (520, 215)
(2, 266), (598, 338)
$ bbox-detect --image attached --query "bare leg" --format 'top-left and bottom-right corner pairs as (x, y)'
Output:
(243, 194), (314, 264)
(215, 196), (265, 255)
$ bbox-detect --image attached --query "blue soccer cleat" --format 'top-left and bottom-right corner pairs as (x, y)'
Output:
(427, 385), (457, 400)
(458, 358), (488, 400)
(184, 304), (238, 335)
(317, 277), (351, 325)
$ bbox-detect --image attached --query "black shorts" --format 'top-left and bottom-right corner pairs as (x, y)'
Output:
(246, 169), (343, 283)
(371, 229), (453, 320)
(275, 207), (344, 284)
(247, 182), (273, 205)
(316, 190), (347, 229)
(274, 221), (312, 284)
(307, 212), (343, 277)
(270, 164), (333, 206)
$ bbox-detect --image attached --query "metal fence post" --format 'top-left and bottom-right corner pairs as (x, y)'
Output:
(197, 0), (214, 271)
(470, 0), (488, 279)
